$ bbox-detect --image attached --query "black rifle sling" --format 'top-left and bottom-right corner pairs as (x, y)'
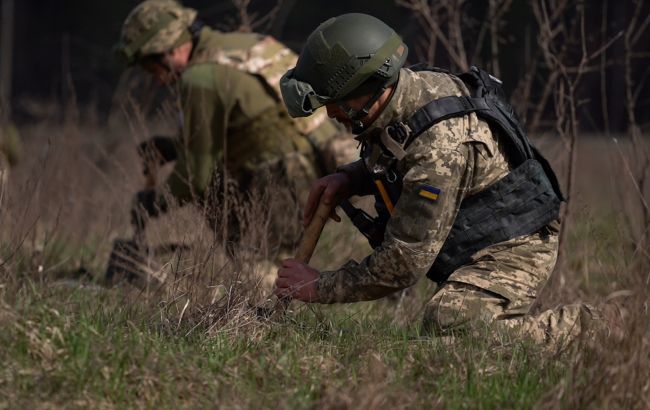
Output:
(339, 200), (385, 248)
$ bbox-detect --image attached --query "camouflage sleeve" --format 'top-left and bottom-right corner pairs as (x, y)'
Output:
(166, 66), (229, 201)
(315, 119), (470, 303)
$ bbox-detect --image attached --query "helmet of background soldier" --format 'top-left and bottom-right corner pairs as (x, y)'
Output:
(115, 0), (197, 66)
(280, 13), (408, 128)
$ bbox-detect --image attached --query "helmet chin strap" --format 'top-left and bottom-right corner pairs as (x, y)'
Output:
(338, 84), (388, 134)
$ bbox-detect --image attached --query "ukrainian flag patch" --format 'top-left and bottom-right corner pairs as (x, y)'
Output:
(418, 185), (441, 202)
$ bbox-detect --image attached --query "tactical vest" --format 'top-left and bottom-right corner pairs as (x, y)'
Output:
(341, 65), (564, 284)
(189, 31), (329, 136)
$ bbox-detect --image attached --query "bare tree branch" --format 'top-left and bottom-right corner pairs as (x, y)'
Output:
(230, 0), (284, 34)
(488, 0), (513, 77)
(396, 0), (469, 70)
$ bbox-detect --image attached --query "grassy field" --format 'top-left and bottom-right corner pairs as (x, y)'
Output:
(1, 118), (649, 409)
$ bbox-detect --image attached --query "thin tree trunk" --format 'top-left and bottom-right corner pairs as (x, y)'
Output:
(1, 0), (14, 121)
(599, 1), (610, 135)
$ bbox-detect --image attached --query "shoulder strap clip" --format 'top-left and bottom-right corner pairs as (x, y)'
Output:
(374, 121), (412, 161)
(385, 121), (412, 144)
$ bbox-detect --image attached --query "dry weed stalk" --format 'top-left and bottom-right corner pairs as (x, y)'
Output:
(140, 170), (305, 337)
(487, 0), (513, 78)
(531, 0), (621, 260)
(230, 0), (285, 33)
(395, 0), (515, 74)
(396, 0), (471, 71)
(622, 0), (650, 256)
(395, 0), (556, 129)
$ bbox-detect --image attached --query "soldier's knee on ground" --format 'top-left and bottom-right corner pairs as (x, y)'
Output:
(497, 303), (603, 349)
(422, 282), (506, 335)
(579, 301), (627, 341)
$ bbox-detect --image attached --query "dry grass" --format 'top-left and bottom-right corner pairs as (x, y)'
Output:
(2, 0), (649, 406)
(0, 112), (649, 408)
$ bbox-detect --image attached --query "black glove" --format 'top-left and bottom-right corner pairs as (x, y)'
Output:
(138, 136), (178, 177)
(130, 189), (168, 233)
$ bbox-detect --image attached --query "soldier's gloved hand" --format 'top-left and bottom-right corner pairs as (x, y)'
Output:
(130, 189), (168, 231)
(274, 259), (320, 302)
(138, 137), (178, 177)
(303, 172), (352, 226)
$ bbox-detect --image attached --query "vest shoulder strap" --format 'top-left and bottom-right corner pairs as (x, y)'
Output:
(387, 65), (564, 200)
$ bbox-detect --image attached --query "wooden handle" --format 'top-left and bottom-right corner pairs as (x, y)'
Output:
(295, 200), (333, 263)
(274, 200), (332, 314)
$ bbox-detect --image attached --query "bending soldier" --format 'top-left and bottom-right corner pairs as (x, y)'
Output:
(275, 13), (619, 348)
(114, 1), (350, 258)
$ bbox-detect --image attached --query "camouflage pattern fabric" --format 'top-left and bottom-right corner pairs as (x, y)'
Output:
(423, 281), (604, 351)
(315, 68), (599, 348)
(421, 220), (597, 348)
(119, 0), (197, 58)
(118, 4), (357, 293)
(190, 34), (329, 136)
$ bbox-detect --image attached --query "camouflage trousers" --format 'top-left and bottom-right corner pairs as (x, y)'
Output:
(422, 221), (601, 349)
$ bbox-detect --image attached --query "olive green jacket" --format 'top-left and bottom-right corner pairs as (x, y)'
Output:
(167, 28), (338, 201)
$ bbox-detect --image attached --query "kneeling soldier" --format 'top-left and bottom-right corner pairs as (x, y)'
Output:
(275, 13), (618, 348)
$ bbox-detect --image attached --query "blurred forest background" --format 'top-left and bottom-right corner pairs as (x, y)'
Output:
(1, 0), (650, 135)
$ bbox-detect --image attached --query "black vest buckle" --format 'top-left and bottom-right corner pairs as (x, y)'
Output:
(385, 121), (411, 144)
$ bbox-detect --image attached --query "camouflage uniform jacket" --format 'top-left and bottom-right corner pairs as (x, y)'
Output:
(316, 67), (553, 303)
(167, 27), (339, 200)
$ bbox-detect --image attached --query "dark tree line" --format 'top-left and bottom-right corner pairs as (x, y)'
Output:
(0, 0), (648, 134)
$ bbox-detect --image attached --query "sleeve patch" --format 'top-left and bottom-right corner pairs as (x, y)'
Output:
(418, 184), (441, 202)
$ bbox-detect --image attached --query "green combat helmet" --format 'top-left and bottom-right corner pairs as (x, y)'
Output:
(115, 0), (197, 65)
(280, 13), (408, 133)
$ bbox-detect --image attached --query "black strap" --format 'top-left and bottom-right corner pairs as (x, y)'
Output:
(408, 96), (489, 139)
(138, 136), (178, 165)
(339, 200), (385, 248)
(387, 96), (490, 145)
(189, 19), (205, 39)
(388, 90), (562, 199)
